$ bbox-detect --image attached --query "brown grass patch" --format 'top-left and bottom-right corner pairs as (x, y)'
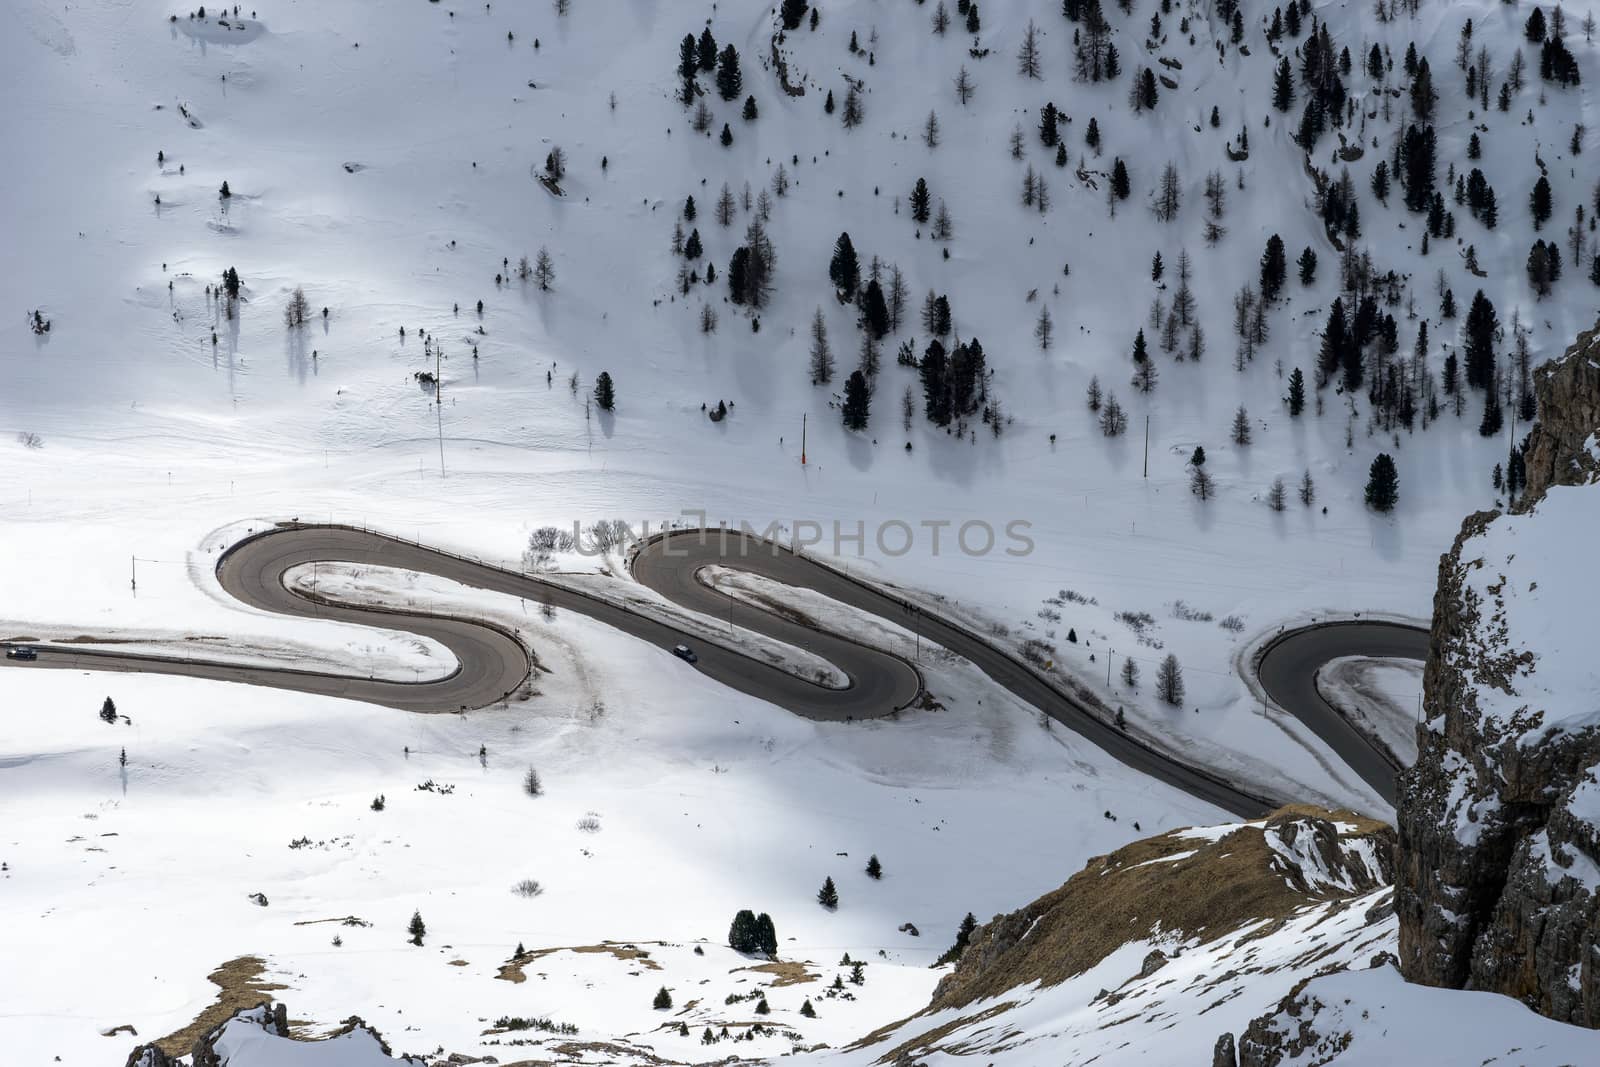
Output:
(496, 941), (665, 983)
(155, 956), (287, 1055)
(735, 960), (819, 987)
(926, 806), (1393, 1014)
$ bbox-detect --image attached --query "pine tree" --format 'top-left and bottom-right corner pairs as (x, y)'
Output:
(862, 279), (890, 339)
(1272, 57), (1295, 111)
(1111, 158), (1131, 201)
(935, 912), (978, 965)
(1298, 247), (1317, 285)
(1299, 469), (1316, 507)
(1038, 102), (1059, 146)
(841, 84), (864, 129)
(780, 0), (808, 31)
(910, 178), (932, 223)
(1019, 19), (1043, 78)
(1035, 305), (1053, 350)
(743, 95), (758, 121)
(100, 697), (118, 724)
(729, 909), (760, 952)
(865, 854), (883, 879)
(1287, 367), (1306, 415)
(408, 910), (427, 946)
(1086, 116), (1101, 151)
(1531, 175), (1553, 229)
(1190, 464), (1214, 500)
(844, 371), (870, 428)
(756, 912), (777, 957)
(817, 876), (840, 910)
(1463, 290), (1498, 390)
(829, 232), (860, 297)
(1121, 657), (1140, 687)
(1231, 405), (1252, 445)
(716, 45), (743, 100)
(1268, 478), (1288, 512)
(1259, 234), (1287, 302)
(1364, 453), (1399, 511)
(720, 122), (733, 147)
(800, 999), (816, 1018)
(1156, 654), (1185, 706)
(654, 987), (673, 1010)
(592, 371), (616, 411)
(809, 308), (834, 383)
(1086, 375), (1103, 411)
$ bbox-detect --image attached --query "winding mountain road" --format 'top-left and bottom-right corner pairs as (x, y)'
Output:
(1, 523), (1426, 817)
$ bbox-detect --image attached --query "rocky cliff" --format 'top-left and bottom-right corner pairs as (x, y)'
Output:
(1395, 317), (1600, 1026)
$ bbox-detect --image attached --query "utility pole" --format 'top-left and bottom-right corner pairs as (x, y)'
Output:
(1107, 650), (1113, 686)
(801, 412), (808, 466)
(1143, 415), (1150, 478)
(435, 343), (446, 477)
(130, 556), (137, 595)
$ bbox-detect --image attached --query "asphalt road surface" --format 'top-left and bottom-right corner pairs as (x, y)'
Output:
(1, 523), (1427, 817)
(1254, 621), (1430, 807)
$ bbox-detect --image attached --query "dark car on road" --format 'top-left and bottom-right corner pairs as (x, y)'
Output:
(5, 646), (38, 661)
(672, 644), (698, 664)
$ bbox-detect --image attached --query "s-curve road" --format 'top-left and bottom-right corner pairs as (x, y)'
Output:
(1255, 621), (1430, 807)
(0, 523), (1426, 817)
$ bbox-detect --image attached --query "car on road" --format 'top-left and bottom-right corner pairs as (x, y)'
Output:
(672, 644), (698, 664)
(5, 646), (39, 661)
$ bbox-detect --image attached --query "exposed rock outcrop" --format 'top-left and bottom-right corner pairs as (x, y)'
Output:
(1516, 318), (1600, 506)
(1396, 317), (1600, 1027)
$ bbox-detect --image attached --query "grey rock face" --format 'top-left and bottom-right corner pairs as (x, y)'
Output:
(1395, 317), (1600, 1027)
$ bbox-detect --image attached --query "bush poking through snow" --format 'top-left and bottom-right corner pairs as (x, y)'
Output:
(523, 767), (543, 796)
(511, 878), (544, 898)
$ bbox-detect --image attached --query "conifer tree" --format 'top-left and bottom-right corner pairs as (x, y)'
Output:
(1463, 290), (1498, 390)
(844, 371), (870, 428)
(592, 371), (616, 411)
(1298, 247), (1317, 285)
(654, 987), (673, 1009)
(829, 232), (860, 298)
(910, 178), (932, 223)
(1364, 453), (1399, 511)
(716, 45), (743, 100)
(866, 854), (883, 879)
(935, 912), (978, 965)
(408, 910), (427, 946)
(809, 308), (834, 383)
(1272, 57), (1295, 111)
(1156, 654), (1185, 706)
(1259, 234), (1287, 302)
(1287, 367), (1306, 415)
(817, 876), (840, 910)
(1231, 405), (1252, 445)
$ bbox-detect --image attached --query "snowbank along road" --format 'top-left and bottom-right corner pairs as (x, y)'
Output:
(1, 523), (1424, 816)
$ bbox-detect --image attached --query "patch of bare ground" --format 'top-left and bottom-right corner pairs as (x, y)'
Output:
(496, 941), (664, 983)
(735, 960), (819, 987)
(155, 956), (287, 1055)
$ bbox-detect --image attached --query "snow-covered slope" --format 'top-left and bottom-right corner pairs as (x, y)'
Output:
(5, 0), (1600, 1060)
(6, 0), (1592, 808)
